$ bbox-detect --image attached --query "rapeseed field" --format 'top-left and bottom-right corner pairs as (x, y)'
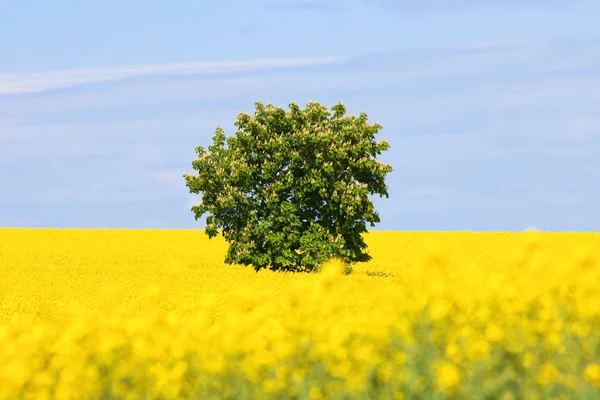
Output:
(1, 228), (599, 399)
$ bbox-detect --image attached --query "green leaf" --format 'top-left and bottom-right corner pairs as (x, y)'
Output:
(185, 101), (392, 272)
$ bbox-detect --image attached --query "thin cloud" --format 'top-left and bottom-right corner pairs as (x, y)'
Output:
(2, 37), (599, 231)
(0, 55), (347, 95)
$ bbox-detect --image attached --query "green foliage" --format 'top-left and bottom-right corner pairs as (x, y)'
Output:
(184, 101), (392, 272)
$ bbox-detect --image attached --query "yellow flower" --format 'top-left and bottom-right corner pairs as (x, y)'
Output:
(537, 362), (560, 386)
(523, 352), (535, 368)
(376, 363), (393, 383)
(485, 324), (504, 343)
(292, 367), (308, 383)
(435, 361), (461, 391)
(546, 332), (564, 352)
(262, 379), (280, 394)
(571, 321), (591, 338)
(309, 386), (324, 400)
(445, 342), (462, 362)
(584, 363), (600, 387)
(428, 298), (451, 321)
(2, 359), (30, 389)
(465, 338), (489, 361)
(393, 392), (404, 400)
(3, 229), (600, 398)
(320, 257), (346, 278)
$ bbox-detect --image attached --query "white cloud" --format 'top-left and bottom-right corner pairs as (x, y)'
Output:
(1, 37), (598, 231)
(0, 55), (347, 95)
(524, 226), (542, 232)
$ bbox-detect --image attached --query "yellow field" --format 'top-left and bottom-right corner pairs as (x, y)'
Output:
(1, 229), (599, 399)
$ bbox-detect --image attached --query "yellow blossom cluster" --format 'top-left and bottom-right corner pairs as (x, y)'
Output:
(0, 229), (599, 399)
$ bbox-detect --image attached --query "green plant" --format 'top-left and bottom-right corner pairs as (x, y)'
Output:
(184, 101), (392, 272)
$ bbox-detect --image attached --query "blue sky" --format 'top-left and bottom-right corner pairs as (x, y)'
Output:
(1, 0), (599, 231)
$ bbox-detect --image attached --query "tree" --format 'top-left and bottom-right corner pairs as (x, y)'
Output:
(184, 101), (392, 273)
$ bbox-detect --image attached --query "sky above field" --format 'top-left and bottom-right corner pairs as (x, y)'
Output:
(1, 0), (599, 231)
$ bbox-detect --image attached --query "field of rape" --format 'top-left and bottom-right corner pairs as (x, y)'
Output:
(1, 228), (599, 399)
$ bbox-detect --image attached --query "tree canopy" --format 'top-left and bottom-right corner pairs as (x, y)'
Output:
(184, 101), (392, 272)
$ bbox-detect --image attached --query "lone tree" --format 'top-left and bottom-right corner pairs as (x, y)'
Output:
(184, 101), (392, 273)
